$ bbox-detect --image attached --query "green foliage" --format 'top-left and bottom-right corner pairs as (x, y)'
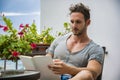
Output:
(39, 28), (55, 44)
(0, 16), (71, 61)
(57, 22), (71, 36)
(0, 16), (40, 61)
(0, 16), (55, 61)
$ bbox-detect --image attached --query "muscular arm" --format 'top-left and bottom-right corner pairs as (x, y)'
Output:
(49, 59), (102, 79)
(68, 60), (102, 78)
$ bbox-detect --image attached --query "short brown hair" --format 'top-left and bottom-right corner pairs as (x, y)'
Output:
(69, 3), (90, 21)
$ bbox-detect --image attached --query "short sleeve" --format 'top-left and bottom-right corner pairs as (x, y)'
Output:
(46, 36), (62, 54)
(46, 33), (72, 54)
(88, 45), (104, 64)
(46, 39), (57, 54)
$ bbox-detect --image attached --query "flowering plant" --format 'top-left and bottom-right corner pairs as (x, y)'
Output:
(0, 16), (42, 61)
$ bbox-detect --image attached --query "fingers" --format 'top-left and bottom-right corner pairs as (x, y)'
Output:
(49, 59), (64, 68)
(48, 59), (66, 74)
(52, 71), (61, 74)
(48, 61), (63, 74)
(53, 59), (61, 62)
(48, 64), (62, 70)
(48, 64), (62, 74)
(54, 61), (63, 65)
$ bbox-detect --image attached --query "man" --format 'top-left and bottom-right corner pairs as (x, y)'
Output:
(46, 3), (104, 80)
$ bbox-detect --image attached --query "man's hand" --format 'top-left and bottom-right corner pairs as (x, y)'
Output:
(48, 59), (70, 75)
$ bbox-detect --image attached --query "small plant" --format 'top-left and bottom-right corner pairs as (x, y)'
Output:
(57, 22), (71, 36)
(39, 28), (55, 44)
(0, 15), (56, 61)
(0, 16), (40, 61)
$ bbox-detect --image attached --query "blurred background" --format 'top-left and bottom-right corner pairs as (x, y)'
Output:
(0, 0), (40, 33)
(0, 0), (120, 80)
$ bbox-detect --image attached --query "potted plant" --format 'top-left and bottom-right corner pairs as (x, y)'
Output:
(32, 27), (55, 55)
(0, 15), (56, 58)
(0, 16), (40, 61)
(0, 15), (52, 70)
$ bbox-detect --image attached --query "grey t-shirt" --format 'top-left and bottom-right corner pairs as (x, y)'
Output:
(46, 33), (104, 67)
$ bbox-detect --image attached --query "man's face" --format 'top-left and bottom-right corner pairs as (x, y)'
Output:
(70, 12), (88, 36)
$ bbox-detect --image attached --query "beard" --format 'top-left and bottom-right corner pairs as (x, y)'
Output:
(72, 26), (86, 36)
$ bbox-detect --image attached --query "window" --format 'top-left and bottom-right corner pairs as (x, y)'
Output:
(0, 0), (40, 34)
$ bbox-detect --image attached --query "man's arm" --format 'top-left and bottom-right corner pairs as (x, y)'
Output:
(48, 59), (102, 79)
(69, 60), (102, 77)
(46, 53), (53, 58)
(86, 60), (102, 78)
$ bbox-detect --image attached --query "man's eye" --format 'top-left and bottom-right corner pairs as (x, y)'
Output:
(70, 20), (74, 23)
(70, 20), (81, 24)
(76, 20), (81, 24)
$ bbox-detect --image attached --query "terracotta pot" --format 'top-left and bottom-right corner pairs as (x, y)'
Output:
(31, 44), (50, 56)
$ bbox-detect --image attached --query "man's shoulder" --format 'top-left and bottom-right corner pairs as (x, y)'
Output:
(88, 40), (103, 52)
(89, 40), (100, 47)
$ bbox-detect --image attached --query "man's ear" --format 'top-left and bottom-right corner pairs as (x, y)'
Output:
(86, 19), (91, 26)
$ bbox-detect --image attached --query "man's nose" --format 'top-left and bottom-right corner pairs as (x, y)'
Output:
(72, 23), (78, 28)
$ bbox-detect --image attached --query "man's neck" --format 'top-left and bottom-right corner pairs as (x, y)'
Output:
(70, 33), (90, 43)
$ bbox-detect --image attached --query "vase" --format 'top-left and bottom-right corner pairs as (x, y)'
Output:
(0, 57), (21, 77)
(3, 57), (18, 71)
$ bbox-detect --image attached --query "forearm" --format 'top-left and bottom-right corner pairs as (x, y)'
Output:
(67, 66), (100, 80)
(67, 66), (87, 76)
(67, 60), (102, 79)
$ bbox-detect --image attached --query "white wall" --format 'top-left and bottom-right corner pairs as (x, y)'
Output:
(41, 0), (120, 80)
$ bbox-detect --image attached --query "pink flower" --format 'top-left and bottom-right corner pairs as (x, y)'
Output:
(12, 51), (20, 57)
(3, 26), (9, 31)
(25, 24), (29, 27)
(30, 43), (37, 49)
(0, 24), (4, 28)
(19, 24), (24, 28)
(18, 31), (24, 36)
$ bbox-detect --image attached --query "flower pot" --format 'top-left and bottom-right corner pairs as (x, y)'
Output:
(31, 44), (50, 56)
